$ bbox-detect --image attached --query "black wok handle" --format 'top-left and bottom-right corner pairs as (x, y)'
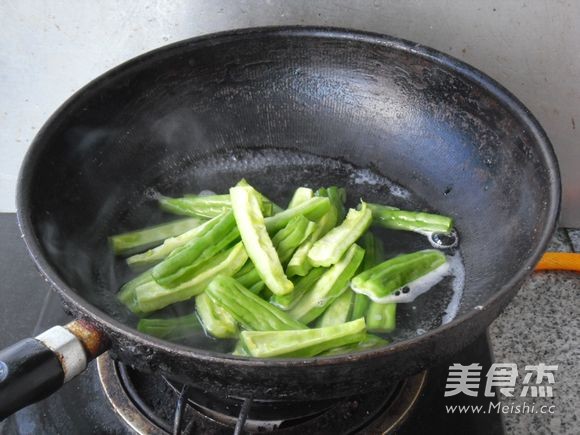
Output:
(0, 320), (108, 420)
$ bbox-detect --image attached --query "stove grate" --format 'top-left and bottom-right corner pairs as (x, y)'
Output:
(97, 354), (426, 434)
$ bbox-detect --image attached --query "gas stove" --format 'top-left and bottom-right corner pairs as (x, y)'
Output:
(0, 214), (504, 434)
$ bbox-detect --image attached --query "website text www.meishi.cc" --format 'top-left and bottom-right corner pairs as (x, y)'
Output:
(446, 401), (556, 415)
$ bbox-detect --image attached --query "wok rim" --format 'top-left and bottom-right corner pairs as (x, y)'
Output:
(16, 25), (561, 368)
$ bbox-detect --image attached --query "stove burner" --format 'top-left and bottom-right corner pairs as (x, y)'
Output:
(97, 353), (426, 434)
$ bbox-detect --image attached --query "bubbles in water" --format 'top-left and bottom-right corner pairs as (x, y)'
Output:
(350, 168), (381, 185)
(198, 190), (216, 196)
(428, 229), (459, 249)
(441, 253), (466, 324)
(416, 328), (426, 335)
(350, 168), (410, 199)
(143, 187), (161, 200)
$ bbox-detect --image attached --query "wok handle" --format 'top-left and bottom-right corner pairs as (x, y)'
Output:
(0, 320), (108, 420)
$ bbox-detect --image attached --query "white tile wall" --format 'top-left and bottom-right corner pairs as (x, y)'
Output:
(2, 0), (578, 225)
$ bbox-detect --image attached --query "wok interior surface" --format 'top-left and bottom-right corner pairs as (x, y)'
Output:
(19, 28), (557, 369)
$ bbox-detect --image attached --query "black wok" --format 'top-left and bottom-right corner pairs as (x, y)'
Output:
(0, 27), (560, 418)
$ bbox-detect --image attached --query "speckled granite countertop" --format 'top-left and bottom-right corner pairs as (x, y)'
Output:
(489, 229), (580, 435)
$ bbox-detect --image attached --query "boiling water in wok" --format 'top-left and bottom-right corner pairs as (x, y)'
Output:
(44, 148), (464, 354)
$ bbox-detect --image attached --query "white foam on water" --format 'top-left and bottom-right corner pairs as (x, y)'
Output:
(350, 168), (382, 185)
(387, 184), (411, 199)
(351, 261), (450, 304)
(198, 189), (216, 196)
(349, 168), (411, 199)
(441, 252), (466, 324)
(414, 229), (434, 238)
(350, 252), (466, 325)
